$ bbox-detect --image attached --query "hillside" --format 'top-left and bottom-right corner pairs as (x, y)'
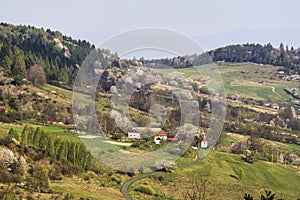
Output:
(129, 151), (300, 199)
(0, 22), (97, 85)
(151, 62), (300, 110)
(144, 43), (300, 76)
(0, 23), (300, 200)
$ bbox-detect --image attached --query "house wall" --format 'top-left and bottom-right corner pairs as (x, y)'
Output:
(201, 141), (208, 148)
(128, 132), (140, 139)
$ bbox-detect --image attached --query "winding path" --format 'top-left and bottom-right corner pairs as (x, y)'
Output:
(121, 148), (203, 200)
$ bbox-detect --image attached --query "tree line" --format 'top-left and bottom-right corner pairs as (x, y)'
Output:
(18, 126), (92, 171)
(192, 43), (300, 74)
(142, 43), (300, 75)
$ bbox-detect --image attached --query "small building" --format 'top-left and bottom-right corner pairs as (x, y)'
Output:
(48, 117), (57, 123)
(128, 127), (141, 139)
(201, 135), (208, 149)
(128, 127), (162, 140)
(154, 130), (167, 144)
(271, 103), (279, 110)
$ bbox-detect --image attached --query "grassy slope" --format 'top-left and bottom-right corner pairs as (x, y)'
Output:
(51, 176), (124, 200)
(151, 63), (299, 106)
(130, 151), (300, 199)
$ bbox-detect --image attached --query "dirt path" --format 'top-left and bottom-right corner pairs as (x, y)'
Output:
(102, 140), (132, 146)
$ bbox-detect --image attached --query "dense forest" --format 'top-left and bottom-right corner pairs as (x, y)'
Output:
(0, 23), (94, 85)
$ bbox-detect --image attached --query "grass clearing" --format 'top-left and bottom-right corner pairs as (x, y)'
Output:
(51, 176), (124, 200)
(42, 84), (73, 100)
(130, 151), (300, 199)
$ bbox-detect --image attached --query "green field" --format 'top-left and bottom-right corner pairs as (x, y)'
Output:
(151, 63), (299, 106)
(0, 122), (80, 142)
(130, 151), (300, 199)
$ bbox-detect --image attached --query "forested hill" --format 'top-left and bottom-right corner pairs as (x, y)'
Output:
(1, 22), (300, 87)
(206, 43), (300, 74)
(145, 43), (300, 75)
(0, 22), (95, 85)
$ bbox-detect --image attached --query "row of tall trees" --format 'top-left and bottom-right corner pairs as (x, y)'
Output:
(20, 126), (92, 171)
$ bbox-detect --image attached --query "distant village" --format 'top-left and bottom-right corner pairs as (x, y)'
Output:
(127, 126), (208, 149)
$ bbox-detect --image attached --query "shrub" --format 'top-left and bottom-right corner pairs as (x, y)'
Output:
(135, 185), (156, 195)
(111, 175), (121, 184)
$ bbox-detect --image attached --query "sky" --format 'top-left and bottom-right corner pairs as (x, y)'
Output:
(1, 0), (300, 57)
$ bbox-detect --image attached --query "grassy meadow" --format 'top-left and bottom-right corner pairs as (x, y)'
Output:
(151, 62), (299, 106)
(130, 151), (300, 200)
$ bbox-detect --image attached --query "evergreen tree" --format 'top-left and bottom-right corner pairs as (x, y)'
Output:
(20, 126), (29, 153)
(7, 128), (19, 141)
(11, 47), (26, 85)
(33, 127), (42, 147)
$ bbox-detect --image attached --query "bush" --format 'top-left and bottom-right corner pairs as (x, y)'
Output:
(111, 175), (121, 184)
(135, 185), (156, 195)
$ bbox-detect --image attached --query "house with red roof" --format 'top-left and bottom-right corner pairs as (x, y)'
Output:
(271, 103), (279, 110)
(154, 130), (167, 144)
(48, 117), (57, 123)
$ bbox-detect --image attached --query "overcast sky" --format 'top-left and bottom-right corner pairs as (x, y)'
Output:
(1, 0), (300, 56)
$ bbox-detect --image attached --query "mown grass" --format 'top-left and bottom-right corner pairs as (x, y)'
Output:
(0, 122), (67, 133)
(0, 122), (81, 142)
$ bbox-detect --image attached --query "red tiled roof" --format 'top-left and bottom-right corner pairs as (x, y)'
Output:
(167, 138), (177, 141)
(48, 117), (57, 122)
(156, 130), (167, 137)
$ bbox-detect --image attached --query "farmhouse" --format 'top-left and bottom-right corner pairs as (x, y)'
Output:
(128, 127), (141, 139)
(154, 130), (168, 144)
(128, 127), (162, 139)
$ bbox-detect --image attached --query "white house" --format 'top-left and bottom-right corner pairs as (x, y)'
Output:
(201, 135), (208, 149)
(128, 127), (141, 139)
(128, 127), (162, 139)
(154, 131), (168, 144)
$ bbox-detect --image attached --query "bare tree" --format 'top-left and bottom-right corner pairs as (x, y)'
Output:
(27, 64), (46, 86)
(155, 159), (177, 172)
